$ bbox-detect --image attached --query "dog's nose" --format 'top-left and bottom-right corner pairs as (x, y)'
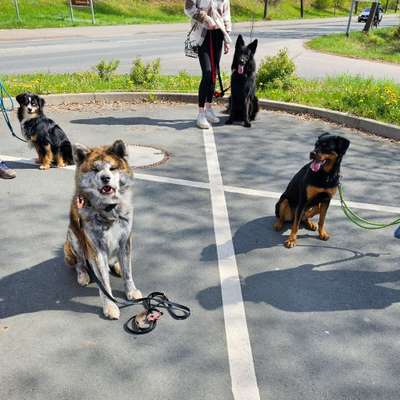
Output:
(101, 175), (110, 184)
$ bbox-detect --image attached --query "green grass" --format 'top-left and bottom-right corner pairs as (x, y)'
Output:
(1, 71), (399, 126)
(0, 0), (355, 29)
(306, 27), (400, 64)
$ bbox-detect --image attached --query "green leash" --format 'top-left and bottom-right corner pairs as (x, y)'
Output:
(338, 184), (400, 230)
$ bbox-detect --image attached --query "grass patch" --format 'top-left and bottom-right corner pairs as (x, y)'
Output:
(1, 71), (399, 126)
(306, 27), (400, 64)
(0, 0), (354, 29)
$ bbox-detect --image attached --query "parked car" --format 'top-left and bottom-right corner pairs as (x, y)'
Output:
(358, 6), (383, 24)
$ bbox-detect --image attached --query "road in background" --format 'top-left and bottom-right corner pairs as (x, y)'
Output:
(0, 16), (399, 81)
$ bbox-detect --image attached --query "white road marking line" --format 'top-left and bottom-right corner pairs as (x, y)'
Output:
(2, 154), (400, 214)
(203, 127), (261, 400)
(223, 185), (400, 215)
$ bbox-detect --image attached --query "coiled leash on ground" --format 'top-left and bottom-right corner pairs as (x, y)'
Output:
(0, 80), (27, 143)
(338, 183), (400, 230)
(85, 259), (191, 334)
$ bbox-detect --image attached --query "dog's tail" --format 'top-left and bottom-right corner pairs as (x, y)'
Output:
(61, 140), (74, 165)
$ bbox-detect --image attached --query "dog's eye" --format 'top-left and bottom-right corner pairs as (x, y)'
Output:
(92, 167), (99, 172)
(110, 166), (117, 171)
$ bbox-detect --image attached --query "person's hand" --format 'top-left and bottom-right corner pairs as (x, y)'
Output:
(205, 16), (217, 29)
(224, 42), (230, 54)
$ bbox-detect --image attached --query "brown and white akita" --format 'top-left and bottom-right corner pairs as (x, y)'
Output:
(64, 140), (142, 320)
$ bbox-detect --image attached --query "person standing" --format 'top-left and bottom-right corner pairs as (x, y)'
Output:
(184, 0), (232, 129)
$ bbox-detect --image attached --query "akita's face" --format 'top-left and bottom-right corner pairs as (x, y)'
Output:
(73, 140), (132, 204)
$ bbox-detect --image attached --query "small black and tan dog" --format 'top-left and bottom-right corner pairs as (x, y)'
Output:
(225, 34), (259, 128)
(16, 93), (74, 170)
(274, 133), (350, 248)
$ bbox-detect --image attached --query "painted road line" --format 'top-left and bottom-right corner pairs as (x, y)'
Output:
(2, 154), (400, 215)
(223, 185), (400, 215)
(203, 127), (261, 400)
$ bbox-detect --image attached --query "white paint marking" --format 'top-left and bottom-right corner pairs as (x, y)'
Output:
(203, 128), (261, 400)
(2, 154), (400, 214)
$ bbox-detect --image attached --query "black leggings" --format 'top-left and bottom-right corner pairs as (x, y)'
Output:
(198, 29), (224, 108)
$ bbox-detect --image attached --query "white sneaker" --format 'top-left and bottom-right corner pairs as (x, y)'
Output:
(205, 108), (220, 124)
(196, 111), (211, 129)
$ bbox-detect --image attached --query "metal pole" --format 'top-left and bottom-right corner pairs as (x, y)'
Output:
(346, 0), (355, 37)
(13, 0), (21, 22)
(68, 0), (75, 23)
(89, 0), (96, 24)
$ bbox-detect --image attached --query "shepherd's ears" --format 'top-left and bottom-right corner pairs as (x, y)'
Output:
(38, 96), (45, 108)
(15, 93), (28, 105)
(336, 136), (350, 155)
(248, 39), (258, 54)
(73, 143), (90, 165)
(236, 34), (245, 48)
(108, 140), (128, 159)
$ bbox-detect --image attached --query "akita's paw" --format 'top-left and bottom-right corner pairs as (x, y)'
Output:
(77, 270), (90, 286)
(39, 164), (51, 170)
(284, 237), (297, 248)
(103, 302), (120, 320)
(126, 289), (143, 301)
(319, 230), (330, 241)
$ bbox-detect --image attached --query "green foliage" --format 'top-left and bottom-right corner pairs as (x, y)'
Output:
(0, 0), (355, 29)
(130, 58), (161, 87)
(2, 69), (400, 126)
(313, 0), (331, 10)
(94, 59), (120, 81)
(307, 27), (400, 64)
(256, 49), (296, 89)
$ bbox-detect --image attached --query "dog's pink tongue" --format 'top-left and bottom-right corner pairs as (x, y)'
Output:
(238, 65), (244, 74)
(310, 160), (322, 172)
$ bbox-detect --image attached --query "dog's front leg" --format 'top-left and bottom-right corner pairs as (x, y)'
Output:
(285, 200), (306, 248)
(243, 97), (251, 128)
(119, 237), (142, 301)
(318, 200), (331, 241)
(89, 255), (120, 320)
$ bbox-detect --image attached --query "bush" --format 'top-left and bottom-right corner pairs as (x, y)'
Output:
(94, 59), (120, 81)
(313, 0), (330, 9)
(130, 58), (161, 87)
(256, 49), (296, 89)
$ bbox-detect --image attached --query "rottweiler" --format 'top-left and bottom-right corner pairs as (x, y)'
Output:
(273, 132), (350, 248)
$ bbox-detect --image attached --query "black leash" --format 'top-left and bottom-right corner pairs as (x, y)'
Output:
(85, 259), (191, 334)
(0, 80), (27, 143)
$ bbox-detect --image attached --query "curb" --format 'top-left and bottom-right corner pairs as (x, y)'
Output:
(40, 91), (400, 141)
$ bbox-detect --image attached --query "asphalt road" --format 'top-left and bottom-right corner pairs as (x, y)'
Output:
(0, 16), (399, 80)
(1, 103), (400, 400)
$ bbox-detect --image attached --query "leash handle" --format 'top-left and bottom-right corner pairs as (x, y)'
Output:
(84, 259), (191, 334)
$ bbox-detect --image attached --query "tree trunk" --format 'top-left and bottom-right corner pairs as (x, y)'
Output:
(363, 2), (378, 33)
(263, 0), (269, 19)
(300, 0), (304, 18)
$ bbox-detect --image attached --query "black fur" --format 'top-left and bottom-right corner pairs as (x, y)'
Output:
(275, 133), (350, 218)
(226, 35), (259, 128)
(16, 93), (73, 167)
